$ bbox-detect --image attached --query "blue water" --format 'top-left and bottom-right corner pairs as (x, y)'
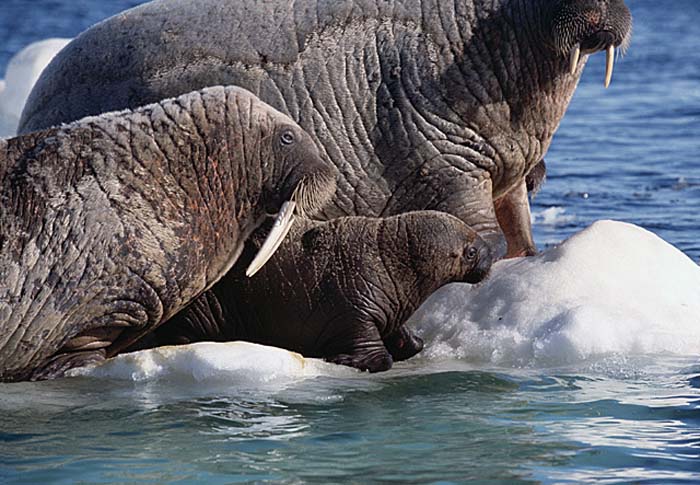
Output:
(1, 1), (699, 483)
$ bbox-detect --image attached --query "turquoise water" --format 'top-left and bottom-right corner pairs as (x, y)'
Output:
(1, 0), (699, 483)
(2, 357), (699, 483)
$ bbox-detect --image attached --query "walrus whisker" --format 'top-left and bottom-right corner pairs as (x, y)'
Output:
(245, 199), (297, 277)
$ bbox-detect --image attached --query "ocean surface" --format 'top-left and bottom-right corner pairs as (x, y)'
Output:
(1, 0), (699, 483)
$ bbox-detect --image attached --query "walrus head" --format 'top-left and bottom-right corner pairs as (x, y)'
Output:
(547, 0), (633, 87)
(246, 118), (337, 277)
(400, 212), (494, 294)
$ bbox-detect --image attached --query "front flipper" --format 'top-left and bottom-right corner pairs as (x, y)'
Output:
(494, 178), (537, 258)
(30, 349), (106, 381)
(326, 325), (393, 373)
(384, 325), (424, 362)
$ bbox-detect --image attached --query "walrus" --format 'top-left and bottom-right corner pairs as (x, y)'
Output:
(19, 0), (632, 260)
(0, 85), (337, 382)
(139, 211), (492, 372)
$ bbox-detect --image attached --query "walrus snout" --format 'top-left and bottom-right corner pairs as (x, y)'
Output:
(271, 125), (338, 219)
(549, 0), (632, 87)
(290, 162), (338, 219)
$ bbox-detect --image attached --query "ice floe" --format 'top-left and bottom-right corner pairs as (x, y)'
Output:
(70, 341), (352, 383)
(412, 220), (700, 366)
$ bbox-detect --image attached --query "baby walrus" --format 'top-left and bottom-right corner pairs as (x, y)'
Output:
(0, 85), (336, 382)
(147, 211), (492, 372)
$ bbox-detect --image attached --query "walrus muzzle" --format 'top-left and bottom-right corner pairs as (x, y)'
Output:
(247, 170), (336, 277)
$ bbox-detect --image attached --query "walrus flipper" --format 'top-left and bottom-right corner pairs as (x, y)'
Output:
(325, 324), (393, 373)
(29, 349), (106, 381)
(494, 179), (537, 258)
(526, 160), (547, 198)
(432, 174), (507, 260)
(384, 325), (424, 362)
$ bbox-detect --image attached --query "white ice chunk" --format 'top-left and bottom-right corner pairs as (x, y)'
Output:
(0, 38), (71, 138)
(411, 220), (700, 367)
(70, 341), (354, 383)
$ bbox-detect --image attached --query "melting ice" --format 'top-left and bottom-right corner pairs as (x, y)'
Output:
(412, 220), (700, 366)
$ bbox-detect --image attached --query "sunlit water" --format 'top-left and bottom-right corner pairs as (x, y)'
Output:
(1, 0), (699, 483)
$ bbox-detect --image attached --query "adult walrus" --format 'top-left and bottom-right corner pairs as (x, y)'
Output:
(139, 211), (492, 372)
(19, 0), (632, 259)
(0, 85), (337, 382)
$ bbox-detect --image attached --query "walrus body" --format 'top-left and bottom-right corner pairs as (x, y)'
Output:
(0, 86), (336, 382)
(143, 211), (492, 372)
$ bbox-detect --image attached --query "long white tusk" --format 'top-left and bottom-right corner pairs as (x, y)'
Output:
(245, 200), (296, 277)
(604, 45), (615, 88)
(569, 43), (581, 75)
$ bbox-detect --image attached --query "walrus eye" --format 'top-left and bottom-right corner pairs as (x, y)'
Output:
(466, 247), (478, 261)
(280, 129), (295, 146)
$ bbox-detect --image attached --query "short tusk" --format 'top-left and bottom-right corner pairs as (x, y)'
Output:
(569, 43), (581, 75)
(246, 200), (296, 277)
(604, 45), (615, 88)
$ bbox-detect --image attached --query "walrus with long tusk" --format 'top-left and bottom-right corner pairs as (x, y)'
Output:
(0, 85), (337, 382)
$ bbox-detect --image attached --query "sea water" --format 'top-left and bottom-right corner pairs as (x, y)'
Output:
(1, 0), (699, 483)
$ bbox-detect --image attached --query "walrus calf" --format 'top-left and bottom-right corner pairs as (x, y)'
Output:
(144, 211), (492, 372)
(0, 85), (336, 382)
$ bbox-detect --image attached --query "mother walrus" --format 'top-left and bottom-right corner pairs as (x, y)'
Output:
(0, 85), (337, 382)
(20, 0), (632, 259)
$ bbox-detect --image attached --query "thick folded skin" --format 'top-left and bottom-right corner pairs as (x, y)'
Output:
(0, 86), (336, 382)
(140, 211), (492, 372)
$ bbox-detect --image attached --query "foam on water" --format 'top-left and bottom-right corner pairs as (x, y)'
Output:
(0, 38), (70, 137)
(532, 206), (576, 226)
(411, 220), (700, 366)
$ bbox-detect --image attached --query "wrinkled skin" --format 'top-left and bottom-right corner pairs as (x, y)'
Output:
(138, 211), (492, 372)
(0, 86), (336, 382)
(20, 0), (631, 257)
(18, 0), (631, 368)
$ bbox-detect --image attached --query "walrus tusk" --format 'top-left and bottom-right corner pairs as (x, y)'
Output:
(604, 45), (615, 88)
(569, 43), (581, 75)
(246, 200), (297, 277)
